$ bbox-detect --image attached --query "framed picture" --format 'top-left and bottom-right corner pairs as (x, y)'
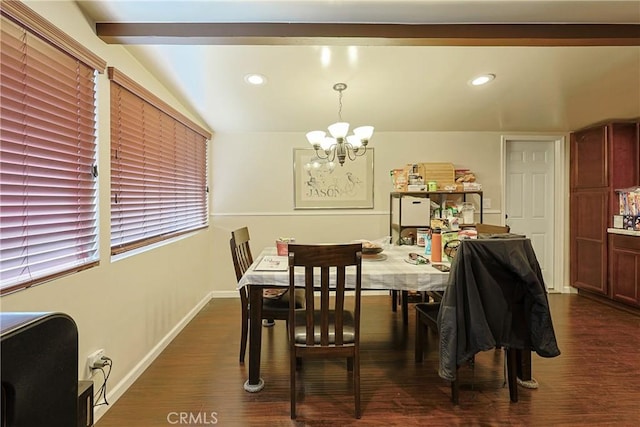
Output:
(293, 148), (374, 209)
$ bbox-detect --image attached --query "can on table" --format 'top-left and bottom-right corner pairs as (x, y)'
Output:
(416, 228), (430, 246)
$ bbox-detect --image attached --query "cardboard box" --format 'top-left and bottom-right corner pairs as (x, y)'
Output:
(418, 162), (455, 190)
(407, 184), (427, 191)
(399, 196), (431, 226)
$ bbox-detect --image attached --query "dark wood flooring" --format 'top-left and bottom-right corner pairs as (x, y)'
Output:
(95, 294), (640, 426)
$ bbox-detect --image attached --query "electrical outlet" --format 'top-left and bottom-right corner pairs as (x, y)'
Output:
(484, 198), (492, 209)
(87, 349), (105, 370)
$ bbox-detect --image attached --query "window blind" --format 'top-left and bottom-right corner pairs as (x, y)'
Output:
(109, 68), (210, 254)
(0, 7), (105, 294)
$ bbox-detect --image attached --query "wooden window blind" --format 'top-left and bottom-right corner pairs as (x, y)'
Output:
(108, 68), (210, 254)
(0, 2), (106, 295)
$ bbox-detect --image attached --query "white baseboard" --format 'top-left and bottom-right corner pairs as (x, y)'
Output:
(211, 290), (241, 298)
(93, 291), (214, 423)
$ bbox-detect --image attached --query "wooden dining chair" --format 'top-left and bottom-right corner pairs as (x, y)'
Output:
(414, 301), (518, 405)
(230, 227), (303, 364)
(287, 243), (363, 419)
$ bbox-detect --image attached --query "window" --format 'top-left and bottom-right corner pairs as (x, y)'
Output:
(108, 68), (211, 254)
(0, 2), (106, 294)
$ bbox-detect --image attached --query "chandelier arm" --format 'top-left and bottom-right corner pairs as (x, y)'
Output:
(344, 143), (357, 161)
(314, 147), (329, 160)
(354, 145), (367, 157)
(327, 145), (337, 163)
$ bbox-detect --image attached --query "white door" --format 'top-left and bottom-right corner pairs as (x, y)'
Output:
(505, 138), (557, 291)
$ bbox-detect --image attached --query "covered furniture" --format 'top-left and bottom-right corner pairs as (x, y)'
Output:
(230, 227), (304, 364)
(287, 243), (363, 419)
(436, 238), (561, 403)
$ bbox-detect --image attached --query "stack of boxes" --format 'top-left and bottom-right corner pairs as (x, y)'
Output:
(391, 162), (456, 192)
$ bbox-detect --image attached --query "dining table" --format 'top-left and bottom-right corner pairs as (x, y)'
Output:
(237, 244), (450, 392)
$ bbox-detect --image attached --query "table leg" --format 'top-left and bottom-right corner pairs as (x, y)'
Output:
(243, 286), (265, 392)
(401, 290), (409, 324)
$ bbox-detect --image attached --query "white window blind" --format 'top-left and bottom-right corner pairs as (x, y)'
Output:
(109, 68), (210, 254)
(0, 2), (106, 295)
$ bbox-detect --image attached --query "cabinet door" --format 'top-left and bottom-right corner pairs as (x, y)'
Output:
(570, 190), (608, 294)
(609, 234), (640, 307)
(570, 126), (607, 189)
(609, 122), (640, 189)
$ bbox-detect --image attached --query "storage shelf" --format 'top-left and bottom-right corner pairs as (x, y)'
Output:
(389, 191), (483, 245)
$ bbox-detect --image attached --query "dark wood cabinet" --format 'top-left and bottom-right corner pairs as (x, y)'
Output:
(570, 190), (608, 294)
(570, 121), (639, 305)
(570, 125), (608, 189)
(609, 233), (640, 307)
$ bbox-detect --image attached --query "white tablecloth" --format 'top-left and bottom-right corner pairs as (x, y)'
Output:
(237, 245), (450, 292)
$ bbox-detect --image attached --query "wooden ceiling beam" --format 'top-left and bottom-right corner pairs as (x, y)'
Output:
(96, 23), (640, 46)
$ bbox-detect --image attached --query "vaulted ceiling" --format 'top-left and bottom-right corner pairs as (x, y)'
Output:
(77, 0), (640, 134)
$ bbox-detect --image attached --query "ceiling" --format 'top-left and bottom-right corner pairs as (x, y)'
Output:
(76, 0), (640, 134)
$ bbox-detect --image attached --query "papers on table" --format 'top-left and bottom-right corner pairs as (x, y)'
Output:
(254, 255), (288, 271)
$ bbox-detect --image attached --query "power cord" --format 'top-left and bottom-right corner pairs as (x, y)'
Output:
(92, 356), (113, 407)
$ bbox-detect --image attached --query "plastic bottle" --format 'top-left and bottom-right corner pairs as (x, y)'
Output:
(424, 230), (432, 255)
(431, 228), (442, 262)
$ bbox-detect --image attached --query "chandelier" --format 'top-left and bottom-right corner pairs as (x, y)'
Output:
(305, 83), (374, 166)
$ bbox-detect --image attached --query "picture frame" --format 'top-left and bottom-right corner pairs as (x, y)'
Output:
(293, 148), (374, 209)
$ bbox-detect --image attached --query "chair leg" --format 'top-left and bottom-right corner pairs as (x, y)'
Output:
(290, 350), (297, 419)
(391, 290), (398, 312)
(506, 349), (518, 403)
(239, 310), (248, 364)
(451, 379), (459, 405)
(401, 290), (409, 324)
(354, 353), (361, 419)
(415, 311), (424, 362)
(347, 357), (353, 372)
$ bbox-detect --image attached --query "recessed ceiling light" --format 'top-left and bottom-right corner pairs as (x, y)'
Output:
(470, 74), (496, 86)
(244, 74), (266, 85)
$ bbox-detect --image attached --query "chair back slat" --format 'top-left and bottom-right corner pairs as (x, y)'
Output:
(475, 223), (511, 234)
(335, 267), (346, 345)
(320, 266), (331, 346)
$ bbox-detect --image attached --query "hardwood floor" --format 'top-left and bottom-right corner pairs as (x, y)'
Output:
(95, 294), (640, 426)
